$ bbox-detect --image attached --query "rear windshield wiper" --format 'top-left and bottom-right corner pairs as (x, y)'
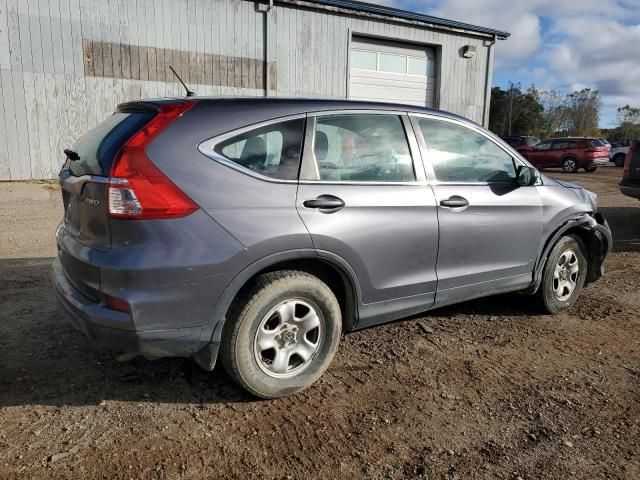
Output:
(63, 149), (80, 161)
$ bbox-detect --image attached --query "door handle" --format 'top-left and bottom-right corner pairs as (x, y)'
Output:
(440, 196), (469, 208)
(303, 195), (345, 212)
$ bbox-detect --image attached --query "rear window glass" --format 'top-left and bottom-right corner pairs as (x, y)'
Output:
(68, 111), (155, 176)
(214, 119), (305, 181)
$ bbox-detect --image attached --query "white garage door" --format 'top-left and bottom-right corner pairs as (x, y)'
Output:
(349, 36), (436, 108)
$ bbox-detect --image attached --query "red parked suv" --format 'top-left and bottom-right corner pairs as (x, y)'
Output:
(521, 137), (609, 173)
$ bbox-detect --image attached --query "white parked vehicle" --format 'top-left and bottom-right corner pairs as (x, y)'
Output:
(610, 147), (629, 167)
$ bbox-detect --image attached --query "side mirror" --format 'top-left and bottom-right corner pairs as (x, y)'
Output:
(516, 165), (538, 186)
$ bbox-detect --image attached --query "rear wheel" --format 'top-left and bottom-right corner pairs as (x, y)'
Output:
(538, 235), (588, 314)
(613, 154), (626, 167)
(561, 157), (578, 173)
(220, 270), (342, 398)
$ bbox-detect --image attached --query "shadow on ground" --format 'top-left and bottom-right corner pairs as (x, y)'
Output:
(599, 206), (640, 252)
(0, 256), (545, 408)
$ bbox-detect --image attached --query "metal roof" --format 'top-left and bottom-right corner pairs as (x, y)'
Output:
(300, 0), (510, 39)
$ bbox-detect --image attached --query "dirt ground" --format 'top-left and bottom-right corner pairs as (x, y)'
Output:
(1, 167), (639, 480)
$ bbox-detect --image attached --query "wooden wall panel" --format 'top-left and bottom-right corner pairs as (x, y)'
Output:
(0, 67), (10, 180)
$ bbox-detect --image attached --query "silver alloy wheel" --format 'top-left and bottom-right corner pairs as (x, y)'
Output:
(553, 249), (580, 301)
(253, 299), (323, 378)
(562, 158), (576, 172)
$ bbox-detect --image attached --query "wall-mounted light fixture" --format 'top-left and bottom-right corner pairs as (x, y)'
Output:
(462, 45), (476, 58)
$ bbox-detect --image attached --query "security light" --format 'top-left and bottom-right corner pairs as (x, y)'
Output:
(462, 45), (476, 58)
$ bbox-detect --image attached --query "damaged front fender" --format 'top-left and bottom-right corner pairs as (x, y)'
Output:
(527, 212), (612, 294)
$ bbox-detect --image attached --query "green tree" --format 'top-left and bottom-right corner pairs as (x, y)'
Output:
(616, 105), (640, 142)
(539, 89), (566, 139)
(563, 88), (601, 136)
(489, 84), (543, 136)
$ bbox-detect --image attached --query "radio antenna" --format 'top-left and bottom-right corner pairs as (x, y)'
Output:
(169, 65), (196, 97)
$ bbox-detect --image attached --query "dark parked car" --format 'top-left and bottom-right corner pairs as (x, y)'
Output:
(53, 98), (611, 398)
(522, 137), (609, 173)
(500, 135), (540, 153)
(620, 141), (640, 199)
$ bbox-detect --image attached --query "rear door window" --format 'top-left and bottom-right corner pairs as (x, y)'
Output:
(68, 111), (155, 176)
(214, 119), (305, 181)
(311, 114), (415, 182)
(552, 141), (570, 149)
(535, 141), (552, 150)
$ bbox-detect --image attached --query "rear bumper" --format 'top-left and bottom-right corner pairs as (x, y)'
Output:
(587, 158), (609, 168)
(52, 258), (207, 358)
(619, 182), (640, 200)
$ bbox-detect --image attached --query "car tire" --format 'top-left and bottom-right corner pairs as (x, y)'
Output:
(613, 154), (626, 167)
(220, 270), (342, 399)
(584, 166), (598, 172)
(538, 235), (588, 314)
(561, 157), (578, 173)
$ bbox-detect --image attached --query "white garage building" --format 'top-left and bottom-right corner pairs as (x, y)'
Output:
(349, 35), (437, 108)
(0, 0), (509, 180)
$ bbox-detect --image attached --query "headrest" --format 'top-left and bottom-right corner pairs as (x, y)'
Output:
(314, 131), (329, 161)
(240, 136), (267, 168)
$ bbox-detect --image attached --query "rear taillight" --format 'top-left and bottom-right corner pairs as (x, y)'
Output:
(108, 102), (198, 219)
(584, 143), (605, 157)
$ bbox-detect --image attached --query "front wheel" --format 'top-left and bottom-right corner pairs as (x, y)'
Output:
(220, 270), (342, 398)
(538, 235), (588, 314)
(561, 158), (578, 173)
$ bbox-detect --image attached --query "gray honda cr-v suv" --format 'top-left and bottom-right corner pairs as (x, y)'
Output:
(53, 98), (611, 398)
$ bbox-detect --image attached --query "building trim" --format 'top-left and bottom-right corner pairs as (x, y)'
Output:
(278, 0), (510, 39)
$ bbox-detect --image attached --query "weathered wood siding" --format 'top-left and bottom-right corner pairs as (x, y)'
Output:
(0, 0), (493, 180)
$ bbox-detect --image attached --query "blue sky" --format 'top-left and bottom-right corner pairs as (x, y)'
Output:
(372, 0), (640, 127)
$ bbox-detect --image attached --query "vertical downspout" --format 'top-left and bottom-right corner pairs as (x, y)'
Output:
(263, 0), (274, 96)
(482, 34), (497, 127)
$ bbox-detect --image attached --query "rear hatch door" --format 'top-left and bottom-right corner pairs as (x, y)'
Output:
(586, 139), (609, 159)
(59, 109), (156, 252)
(58, 107), (156, 301)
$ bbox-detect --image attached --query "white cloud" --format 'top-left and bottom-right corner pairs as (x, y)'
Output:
(368, 0), (640, 126)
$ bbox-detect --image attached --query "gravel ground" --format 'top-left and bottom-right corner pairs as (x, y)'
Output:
(1, 166), (639, 479)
